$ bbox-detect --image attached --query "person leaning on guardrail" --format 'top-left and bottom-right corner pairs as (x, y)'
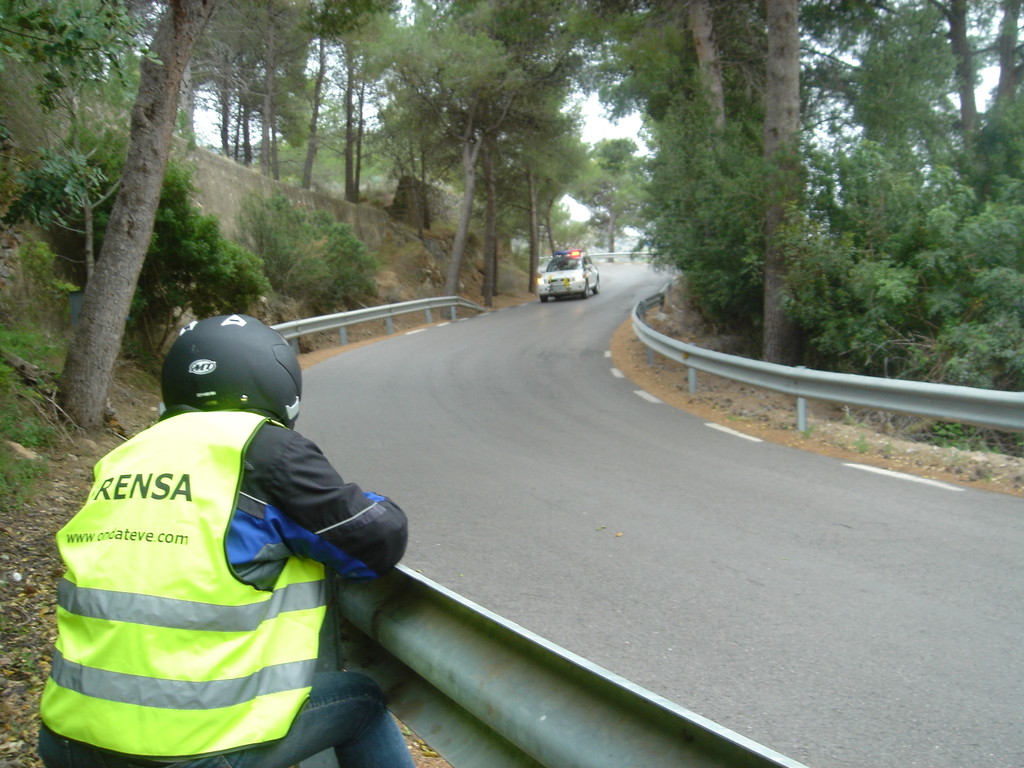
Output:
(38, 314), (415, 768)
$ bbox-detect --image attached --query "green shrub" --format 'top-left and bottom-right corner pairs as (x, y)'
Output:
(0, 326), (66, 514)
(786, 143), (1024, 392)
(239, 194), (378, 315)
(645, 98), (765, 332)
(2, 239), (78, 328)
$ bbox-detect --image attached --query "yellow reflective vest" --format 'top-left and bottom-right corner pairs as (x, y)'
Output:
(41, 411), (326, 758)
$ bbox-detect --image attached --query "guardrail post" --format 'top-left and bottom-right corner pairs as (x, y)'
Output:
(426, 308), (433, 324)
(289, 338), (299, 355)
(689, 366), (698, 394)
(795, 367), (807, 432)
(339, 327), (348, 346)
(449, 306), (458, 321)
(386, 316), (394, 334)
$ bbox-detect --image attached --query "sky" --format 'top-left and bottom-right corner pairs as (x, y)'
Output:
(563, 93), (647, 222)
(577, 93), (647, 151)
(194, 91), (645, 158)
(192, 92), (643, 225)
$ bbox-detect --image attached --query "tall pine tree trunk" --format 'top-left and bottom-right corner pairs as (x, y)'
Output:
(218, 84), (231, 157)
(762, 0), (802, 365)
(302, 36), (327, 190)
(527, 167), (539, 294)
(444, 93), (484, 296)
(997, 0), (1021, 102)
(946, 0), (977, 136)
(344, 52), (358, 202)
(355, 80), (366, 199)
(59, 0), (216, 430)
(260, 0), (276, 177)
(444, 133), (483, 296)
(481, 140), (497, 307)
(688, 0), (726, 130)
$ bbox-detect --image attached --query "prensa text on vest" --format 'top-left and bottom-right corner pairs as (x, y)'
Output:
(91, 473), (193, 501)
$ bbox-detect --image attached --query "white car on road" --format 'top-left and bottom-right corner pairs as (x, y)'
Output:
(537, 249), (600, 302)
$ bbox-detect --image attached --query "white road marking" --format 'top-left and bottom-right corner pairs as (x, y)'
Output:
(705, 423), (763, 442)
(634, 390), (661, 404)
(611, 368), (625, 378)
(843, 463), (965, 491)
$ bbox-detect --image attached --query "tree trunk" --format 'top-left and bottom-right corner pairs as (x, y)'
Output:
(443, 134), (483, 296)
(544, 202), (555, 253)
(481, 140), (496, 307)
(241, 105), (253, 165)
(83, 203), (95, 282)
(270, 114), (279, 180)
(181, 58), (195, 135)
(527, 167), (539, 294)
(688, 0), (726, 130)
(418, 145), (430, 234)
(762, 0), (802, 365)
(344, 51), (357, 202)
(997, 0), (1021, 103)
(444, 94), (484, 296)
(302, 36), (327, 189)
(947, 0), (978, 135)
(58, 0), (216, 430)
(219, 84), (231, 156)
(355, 79), (365, 199)
(260, 0), (276, 177)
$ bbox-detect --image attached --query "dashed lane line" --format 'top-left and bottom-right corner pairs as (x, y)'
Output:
(634, 390), (662, 404)
(705, 423), (763, 442)
(843, 463), (965, 491)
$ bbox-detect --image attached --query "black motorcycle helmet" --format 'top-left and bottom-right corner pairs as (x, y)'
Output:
(161, 314), (302, 428)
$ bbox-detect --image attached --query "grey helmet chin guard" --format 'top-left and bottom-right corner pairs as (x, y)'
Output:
(161, 314), (302, 428)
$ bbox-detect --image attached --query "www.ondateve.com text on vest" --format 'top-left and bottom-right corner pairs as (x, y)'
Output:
(63, 529), (189, 545)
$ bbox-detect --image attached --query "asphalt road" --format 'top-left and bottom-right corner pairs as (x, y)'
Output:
(300, 263), (1024, 768)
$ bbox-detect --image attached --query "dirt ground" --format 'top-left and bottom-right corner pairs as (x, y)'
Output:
(3, 287), (1022, 768)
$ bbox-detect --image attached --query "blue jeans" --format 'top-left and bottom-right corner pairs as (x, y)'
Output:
(38, 672), (415, 768)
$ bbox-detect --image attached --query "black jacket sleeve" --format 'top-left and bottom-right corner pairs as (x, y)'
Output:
(240, 422), (408, 577)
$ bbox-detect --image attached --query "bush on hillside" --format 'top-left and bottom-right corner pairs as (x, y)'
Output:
(239, 194), (378, 315)
(784, 152), (1024, 393)
(0, 275), (68, 513)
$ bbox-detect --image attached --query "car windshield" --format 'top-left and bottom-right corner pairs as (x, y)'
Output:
(546, 256), (580, 272)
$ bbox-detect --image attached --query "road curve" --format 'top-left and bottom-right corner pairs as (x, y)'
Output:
(300, 263), (1024, 768)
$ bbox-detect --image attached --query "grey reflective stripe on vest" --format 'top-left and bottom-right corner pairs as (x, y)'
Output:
(49, 650), (317, 709)
(57, 578), (325, 632)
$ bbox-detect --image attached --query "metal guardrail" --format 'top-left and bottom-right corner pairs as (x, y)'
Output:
(272, 296), (486, 349)
(633, 283), (1024, 433)
(329, 566), (807, 768)
(588, 250), (651, 262)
